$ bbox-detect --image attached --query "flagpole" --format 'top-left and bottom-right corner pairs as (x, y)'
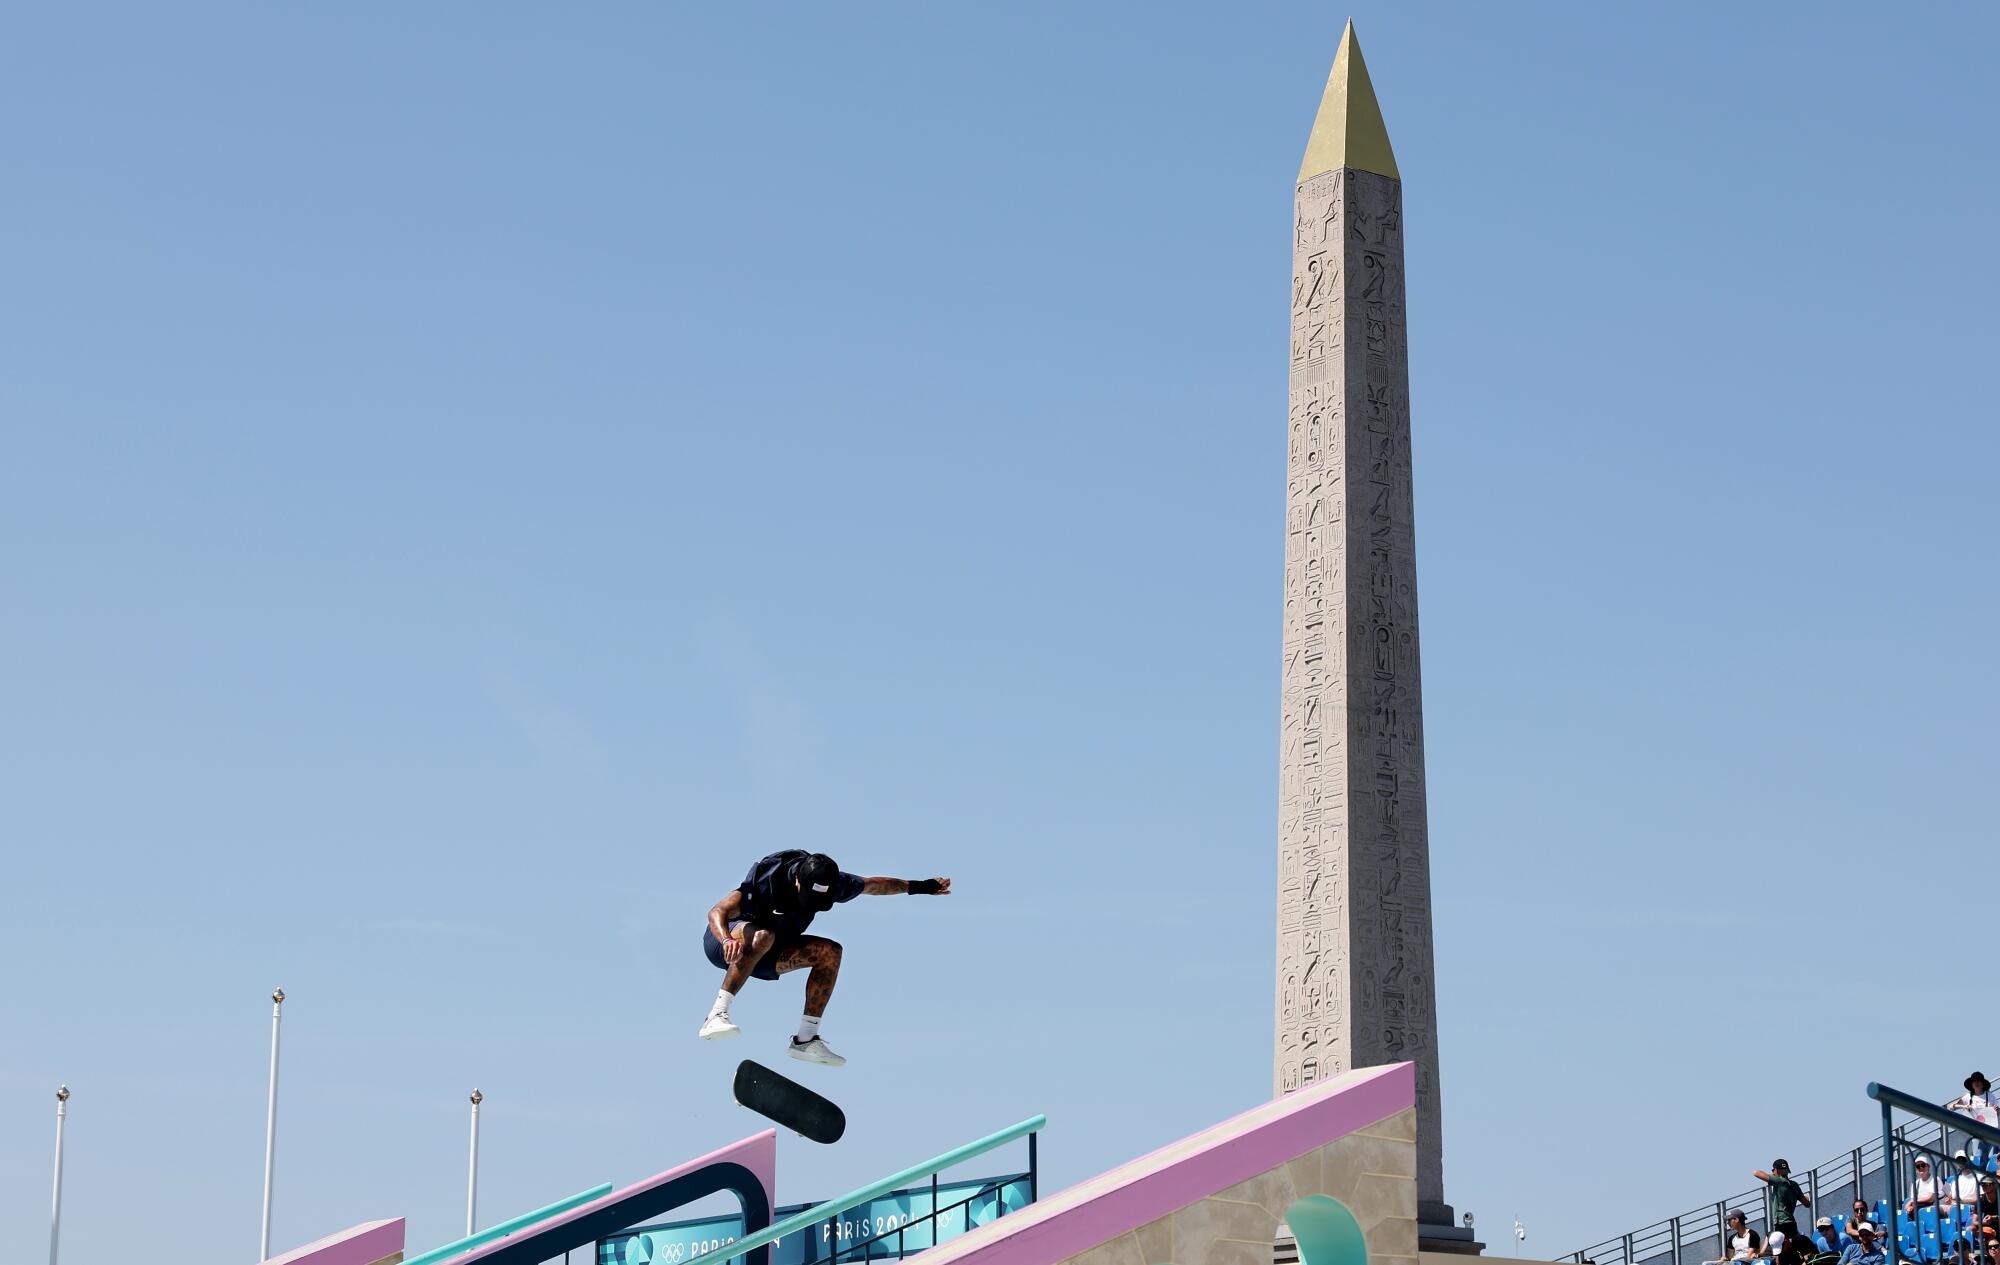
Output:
(466, 1089), (484, 1236)
(49, 1085), (70, 1265)
(260, 988), (285, 1261)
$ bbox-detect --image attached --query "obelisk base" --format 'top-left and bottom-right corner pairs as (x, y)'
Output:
(1419, 1201), (1484, 1257)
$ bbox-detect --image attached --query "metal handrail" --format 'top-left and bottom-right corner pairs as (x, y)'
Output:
(403, 1182), (615, 1265)
(822, 1171), (1025, 1263)
(717, 1115), (1046, 1265)
(1868, 1084), (2000, 1151)
(1868, 1082), (2000, 1265)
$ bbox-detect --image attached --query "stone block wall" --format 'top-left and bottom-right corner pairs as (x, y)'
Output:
(1054, 1106), (1418, 1265)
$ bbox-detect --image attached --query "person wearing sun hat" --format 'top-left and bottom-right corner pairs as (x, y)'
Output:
(1949, 1072), (1997, 1168)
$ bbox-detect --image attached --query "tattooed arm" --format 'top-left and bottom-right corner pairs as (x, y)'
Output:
(861, 877), (952, 895)
(708, 890), (745, 962)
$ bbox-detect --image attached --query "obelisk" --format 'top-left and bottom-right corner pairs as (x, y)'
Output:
(1276, 21), (1454, 1234)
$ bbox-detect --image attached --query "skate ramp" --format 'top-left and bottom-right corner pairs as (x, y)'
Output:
(416, 1130), (777, 1265)
(261, 1219), (404, 1265)
(912, 1063), (1419, 1265)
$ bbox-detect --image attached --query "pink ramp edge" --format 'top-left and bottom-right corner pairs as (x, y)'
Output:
(918, 1062), (1415, 1265)
(449, 1130), (777, 1264)
(261, 1218), (405, 1265)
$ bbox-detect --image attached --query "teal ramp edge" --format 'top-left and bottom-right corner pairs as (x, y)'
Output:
(718, 1115), (1047, 1265)
(404, 1183), (615, 1265)
(1286, 1196), (1368, 1265)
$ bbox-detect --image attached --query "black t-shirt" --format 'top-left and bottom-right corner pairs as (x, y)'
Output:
(737, 850), (865, 938)
(1767, 1177), (1806, 1226)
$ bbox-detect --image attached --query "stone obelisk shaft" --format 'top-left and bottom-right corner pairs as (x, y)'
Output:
(1275, 23), (1447, 1224)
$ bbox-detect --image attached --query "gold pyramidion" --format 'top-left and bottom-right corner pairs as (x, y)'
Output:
(1298, 20), (1399, 183)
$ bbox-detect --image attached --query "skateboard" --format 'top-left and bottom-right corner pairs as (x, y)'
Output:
(733, 1059), (846, 1145)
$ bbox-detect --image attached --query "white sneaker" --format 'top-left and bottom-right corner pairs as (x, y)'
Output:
(699, 1013), (741, 1040)
(788, 1036), (846, 1067)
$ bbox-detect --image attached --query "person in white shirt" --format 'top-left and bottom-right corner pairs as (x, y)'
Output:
(1945, 1151), (1983, 1209)
(1907, 1155), (1941, 1217)
(1706, 1211), (1763, 1264)
(1949, 1072), (1998, 1168)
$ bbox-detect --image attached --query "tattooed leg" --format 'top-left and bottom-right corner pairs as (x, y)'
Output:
(773, 936), (842, 1017)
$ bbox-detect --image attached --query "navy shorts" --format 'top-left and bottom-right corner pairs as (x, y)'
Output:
(703, 923), (790, 982)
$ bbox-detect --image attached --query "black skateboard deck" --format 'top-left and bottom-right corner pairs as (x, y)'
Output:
(733, 1059), (846, 1145)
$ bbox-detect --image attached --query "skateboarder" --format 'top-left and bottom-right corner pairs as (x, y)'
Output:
(699, 850), (951, 1065)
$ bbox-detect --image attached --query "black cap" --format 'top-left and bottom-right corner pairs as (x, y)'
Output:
(1772, 1159), (1790, 1172)
(796, 853), (841, 910)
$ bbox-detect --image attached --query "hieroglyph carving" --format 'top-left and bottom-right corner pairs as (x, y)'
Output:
(1276, 167), (1443, 1211)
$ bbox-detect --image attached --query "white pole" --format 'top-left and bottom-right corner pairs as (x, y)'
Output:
(466, 1089), (483, 1236)
(260, 988), (285, 1262)
(49, 1085), (70, 1265)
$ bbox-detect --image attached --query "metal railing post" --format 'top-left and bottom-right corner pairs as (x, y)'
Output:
(1671, 1214), (1683, 1265)
(1624, 1232), (1635, 1265)
(1029, 1131), (1039, 1204)
(1883, 1102), (1902, 1265)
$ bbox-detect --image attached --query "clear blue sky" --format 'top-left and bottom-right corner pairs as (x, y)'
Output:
(2, 4), (1994, 1263)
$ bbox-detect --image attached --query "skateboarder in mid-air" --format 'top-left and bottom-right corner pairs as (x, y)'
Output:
(700, 850), (951, 1066)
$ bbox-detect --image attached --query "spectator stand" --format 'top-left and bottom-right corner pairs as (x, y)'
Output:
(1869, 1083), (2000, 1265)
(1566, 1087), (2000, 1265)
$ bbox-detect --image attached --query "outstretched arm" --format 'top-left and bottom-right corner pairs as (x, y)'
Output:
(861, 876), (952, 895)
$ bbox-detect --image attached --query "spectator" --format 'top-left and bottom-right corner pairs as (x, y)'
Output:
(1976, 1175), (1998, 1239)
(1814, 1218), (1841, 1254)
(1837, 1223), (1887, 1265)
(1707, 1210), (1762, 1264)
(1850, 1200), (1873, 1243)
(1950, 1074), (2000, 1168)
(1754, 1160), (1813, 1265)
(1948, 1151), (1983, 1210)
(1910, 1156), (1941, 1216)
